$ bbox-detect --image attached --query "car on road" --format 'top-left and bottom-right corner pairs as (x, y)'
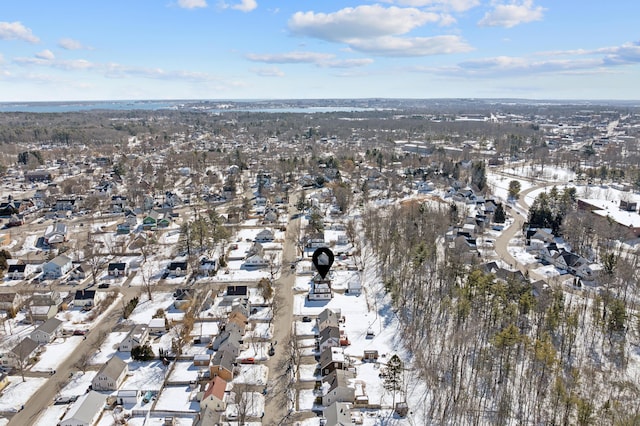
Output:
(302, 316), (312, 322)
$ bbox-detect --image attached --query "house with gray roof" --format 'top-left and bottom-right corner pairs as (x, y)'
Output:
(92, 356), (127, 391)
(42, 254), (72, 279)
(30, 317), (63, 344)
(59, 390), (106, 426)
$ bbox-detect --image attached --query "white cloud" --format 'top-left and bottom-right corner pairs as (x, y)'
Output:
(35, 50), (55, 60)
(251, 67), (285, 77)
(0, 21), (39, 43)
(393, 0), (480, 12)
(478, 0), (545, 28)
(178, 0), (208, 9)
(442, 47), (640, 78)
(288, 5), (466, 57)
(289, 5), (442, 42)
(219, 0), (257, 12)
(232, 0), (257, 12)
(246, 51), (335, 64)
(58, 38), (91, 50)
(350, 35), (472, 56)
(246, 51), (373, 68)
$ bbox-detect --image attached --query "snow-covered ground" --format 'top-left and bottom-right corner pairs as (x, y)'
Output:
(0, 376), (48, 412)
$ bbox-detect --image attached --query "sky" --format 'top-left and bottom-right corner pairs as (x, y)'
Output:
(0, 0), (639, 102)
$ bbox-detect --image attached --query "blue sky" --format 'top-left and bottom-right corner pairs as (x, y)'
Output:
(1, 0), (639, 101)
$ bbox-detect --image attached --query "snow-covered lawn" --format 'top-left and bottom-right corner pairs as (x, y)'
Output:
(122, 360), (167, 391)
(33, 404), (68, 426)
(89, 332), (128, 365)
(234, 365), (268, 386)
(155, 385), (199, 412)
(32, 335), (85, 371)
(59, 371), (95, 397)
(0, 376), (48, 411)
(225, 391), (265, 419)
(168, 361), (201, 383)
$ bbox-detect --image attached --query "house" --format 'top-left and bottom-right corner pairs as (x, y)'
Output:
(92, 356), (127, 391)
(363, 350), (379, 362)
(4, 337), (39, 368)
(124, 209), (138, 227)
(199, 376), (227, 412)
(194, 354), (211, 367)
(225, 285), (248, 299)
(30, 291), (63, 307)
(318, 326), (341, 353)
(30, 317), (63, 344)
(116, 223), (131, 235)
(309, 278), (333, 301)
(243, 254), (269, 269)
(142, 211), (160, 230)
(55, 198), (78, 212)
(173, 288), (195, 310)
(148, 318), (166, 335)
(0, 292), (23, 313)
(6, 263), (26, 280)
(74, 289), (96, 308)
(229, 299), (251, 321)
(210, 350), (235, 381)
(59, 391), (107, 426)
(119, 324), (149, 352)
(199, 258), (218, 276)
(167, 261), (188, 277)
(320, 347), (349, 375)
(317, 308), (341, 331)
(42, 255), (73, 279)
(322, 369), (355, 406)
(70, 263), (89, 281)
(116, 389), (140, 406)
(44, 222), (68, 245)
(306, 233), (326, 249)
(254, 229), (275, 243)
(210, 329), (242, 358)
(323, 401), (353, 426)
(107, 262), (128, 277)
(28, 304), (58, 322)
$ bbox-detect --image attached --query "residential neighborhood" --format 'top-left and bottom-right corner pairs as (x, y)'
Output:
(0, 100), (639, 425)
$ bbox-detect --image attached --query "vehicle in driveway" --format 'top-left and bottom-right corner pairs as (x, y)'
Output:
(302, 316), (312, 322)
(239, 357), (255, 364)
(73, 329), (88, 336)
(54, 396), (78, 405)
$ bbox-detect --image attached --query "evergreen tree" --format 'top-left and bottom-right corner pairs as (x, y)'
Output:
(494, 203), (506, 223)
(380, 354), (403, 408)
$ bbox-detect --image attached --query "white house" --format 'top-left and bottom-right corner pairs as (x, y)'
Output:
(92, 356), (127, 391)
(42, 255), (72, 279)
(30, 317), (63, 344)
(59, 391), (107, 426)
(254, 229), (275, 243)
(119, 325), (149, 352)
(243, 254), (269, 269)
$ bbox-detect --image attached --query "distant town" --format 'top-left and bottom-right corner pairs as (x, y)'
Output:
(0, 99), (639, 426)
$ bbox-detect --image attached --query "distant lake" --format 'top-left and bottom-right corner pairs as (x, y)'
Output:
(0, 100), (379, 114)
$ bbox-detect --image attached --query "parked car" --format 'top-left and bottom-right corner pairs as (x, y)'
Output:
(73, 329), (88, 336)
(143, 391), (154, 403)
(54, 396), (78, 405)
(239, 357), (255, 364)
(302, 316), (312, 323)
